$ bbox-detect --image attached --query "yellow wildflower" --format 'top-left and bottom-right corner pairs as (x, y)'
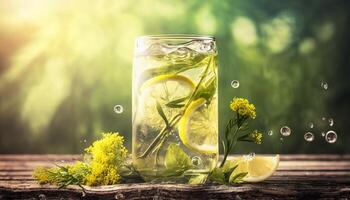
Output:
(230, 97), (256, 119)
(33, 167), (54, 184)
(84, 132), (128, 186)
(250, 130), (263, 144)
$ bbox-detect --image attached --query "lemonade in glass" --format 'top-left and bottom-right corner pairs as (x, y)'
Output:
(132, 35), (218, 181)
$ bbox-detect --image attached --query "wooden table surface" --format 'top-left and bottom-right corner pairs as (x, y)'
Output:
(0, 154), (350, 200)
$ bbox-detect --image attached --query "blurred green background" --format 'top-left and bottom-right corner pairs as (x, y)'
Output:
(0, 0), (349, 154)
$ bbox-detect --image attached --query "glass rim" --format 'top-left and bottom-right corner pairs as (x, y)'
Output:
(136, 34), (215, 41)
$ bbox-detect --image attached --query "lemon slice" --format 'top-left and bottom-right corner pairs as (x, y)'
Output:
(233, 155), (279, 182)
(137, 74), (195, 129)
(140, 74), (195, 92)
(178, 98), (218, 154)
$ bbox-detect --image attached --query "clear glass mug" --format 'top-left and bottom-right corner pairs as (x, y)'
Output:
(132, 35), (218, 181)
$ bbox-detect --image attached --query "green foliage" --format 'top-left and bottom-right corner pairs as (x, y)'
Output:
(164, 143), (191, 171)
(207, 160), (247, 185)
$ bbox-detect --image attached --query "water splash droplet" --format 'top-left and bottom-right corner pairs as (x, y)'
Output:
(280, 126), (291, 136)
(244, 152), (255, 161)
(321, 131), (326, 137)
(304, 132), (314, 142)
(231, 80), (240, 88)
(200, 42), (212, 51)
(328, 118), (334, 127)
(191, 156), (202, 166)
(308, 122), (314, 129)
(321, 81), (328, 90)
(325, 130), (337, 143)
(114, 105), (124, 114)
(268, 130), (273, 136)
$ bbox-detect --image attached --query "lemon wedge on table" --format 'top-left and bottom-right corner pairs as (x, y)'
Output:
(178, 98), (218, 155)
(138, 74), (195, 128)
(232, 154), (279, 182)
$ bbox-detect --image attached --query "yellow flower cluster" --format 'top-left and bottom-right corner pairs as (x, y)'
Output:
(85, 133), (128, 186)
(33, 167), (54, 184)
(230, 97), (256, 119)
(250, 130), (263, 144)
(33, 132), (128, 186)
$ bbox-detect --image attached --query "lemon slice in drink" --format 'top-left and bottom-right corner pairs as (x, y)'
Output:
(139, 74), (195, 128)
(233, 155), (279, 182)
(178, 98), (218, 154)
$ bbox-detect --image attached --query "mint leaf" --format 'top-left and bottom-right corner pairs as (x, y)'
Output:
(188, 174), (208, 185)
(165, 96), (188, 108)
(208, 167), (225, 184)
(194, 75), (216, 103)
(164, 143), (191, 171)
(229, 172), (247, 184)
(156, 101), (169, 127)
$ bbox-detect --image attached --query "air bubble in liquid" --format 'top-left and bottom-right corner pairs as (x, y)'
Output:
(191, 156), (202, 166)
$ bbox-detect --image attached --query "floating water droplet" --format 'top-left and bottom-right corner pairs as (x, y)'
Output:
(325, 130), (337, 143)
(114, 105), (123, 114)
(280, 137), (284, 142)
(321, 131), (326, 137)
(191, 156), (202, 166)
(280, 126), (291, 136)
(322, 117), (326, 121)
(38, 194), (46, 200)
(308, 122), (314, 129)
(328, 118), (334, 127)
(231, 80), (240, 88)
(268, 130), (273, 136)
(304, 132), (314, 142)
(321, 81), (328, 90)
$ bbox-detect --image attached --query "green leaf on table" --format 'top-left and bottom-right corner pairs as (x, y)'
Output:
(188, 174), (208, 184)
(209, 159), (246, 185)
(164, 143), (191, 171)
(208, 167), (225, 184)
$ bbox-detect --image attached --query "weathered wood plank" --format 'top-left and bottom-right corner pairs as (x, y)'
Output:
(0, 155), (349, 199)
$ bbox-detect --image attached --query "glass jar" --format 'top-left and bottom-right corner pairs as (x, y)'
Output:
(132, 35), (218, 182)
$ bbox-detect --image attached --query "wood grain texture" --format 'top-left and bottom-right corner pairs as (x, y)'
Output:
(0, 154), (350, 200)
